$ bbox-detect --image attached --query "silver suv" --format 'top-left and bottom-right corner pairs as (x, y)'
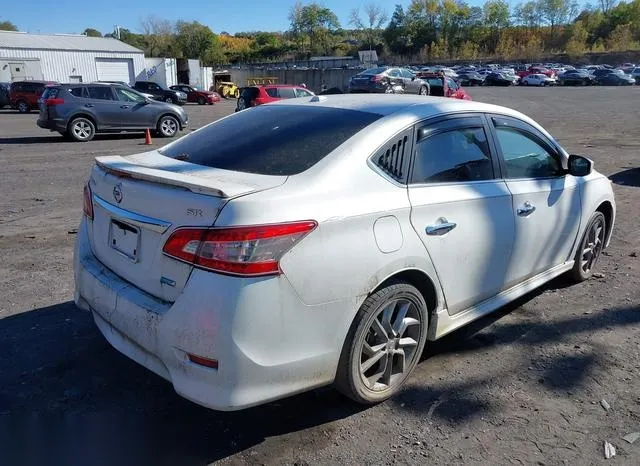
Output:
(37, 83), (188, 142)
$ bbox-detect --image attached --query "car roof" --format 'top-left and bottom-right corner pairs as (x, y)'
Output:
(11, 80), (56, 85)
(270, 94), (529, 121)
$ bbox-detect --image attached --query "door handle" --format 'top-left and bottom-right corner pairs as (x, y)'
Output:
(84, 104), (94, 108)
(120, 105), (130, 109)
(426, 217), (457, 236)
(517, 201), (536, 217)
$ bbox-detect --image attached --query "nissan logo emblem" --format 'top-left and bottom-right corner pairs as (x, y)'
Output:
(113, 183), (123, 204)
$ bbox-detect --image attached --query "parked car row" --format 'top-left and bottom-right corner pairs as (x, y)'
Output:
(3, 80), (222, 114)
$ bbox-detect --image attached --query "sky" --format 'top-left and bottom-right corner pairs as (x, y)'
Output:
(2, 0), (479, 36)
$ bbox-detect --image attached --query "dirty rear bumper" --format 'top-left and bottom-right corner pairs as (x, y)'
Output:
(73, 218), (351, 410)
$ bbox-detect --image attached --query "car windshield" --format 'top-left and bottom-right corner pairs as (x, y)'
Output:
(159, 105), (382, 176)
(360, 67), (387, 75)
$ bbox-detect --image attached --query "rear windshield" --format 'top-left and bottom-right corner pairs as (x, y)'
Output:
(159, 105), (382, 176)
(360, 67), (387, 75)
(41, 87), (59, 99)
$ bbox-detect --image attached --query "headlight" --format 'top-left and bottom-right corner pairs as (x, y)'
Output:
(177, 92), (187, 98)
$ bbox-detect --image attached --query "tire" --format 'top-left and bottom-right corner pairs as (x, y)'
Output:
(418, 85), (428, 96)
(523, 80), (529, 86)
(568, 211), (606, 282)
(197, 96), (206, 105)
(156, 115), (179, 138)
(16, 100), (30, 113)
(68, 117), (95, 142)
(335, 281), (428, 405)
(237, 98), (247, 111)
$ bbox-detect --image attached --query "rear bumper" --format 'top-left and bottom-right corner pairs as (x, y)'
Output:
(37, 118), (65, 131)
(74, 218), (351, 411)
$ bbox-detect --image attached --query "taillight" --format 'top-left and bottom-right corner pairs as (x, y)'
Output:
(162, 221), (317, 276)
(45, 98), (64, 106)
(83, 183), (93, 220)
(371, 75), (383, 82)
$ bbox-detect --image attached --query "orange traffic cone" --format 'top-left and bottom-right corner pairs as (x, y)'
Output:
(144, 128), (153, 145)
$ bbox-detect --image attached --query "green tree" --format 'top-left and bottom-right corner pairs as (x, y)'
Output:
(383, 5), (413, 55)
(175, 21), (217, 62)
(0, 20), (18, 31)
(566, 20), (588, 56)
(484, 0), (511, 50)
(83, 28), (102, 37)
(349, 3), (389, 51)
(289, 2), (340, 55)
(140, 16), (175, 57)
(539, 0), (578, 31)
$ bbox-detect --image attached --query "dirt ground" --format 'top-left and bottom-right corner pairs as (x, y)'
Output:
(0, 88), (639, 466)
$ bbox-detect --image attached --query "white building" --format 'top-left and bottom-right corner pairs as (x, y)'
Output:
(0, 30), (145, 84)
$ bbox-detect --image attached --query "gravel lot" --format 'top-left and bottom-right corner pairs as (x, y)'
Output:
(1, 88), (639, 466)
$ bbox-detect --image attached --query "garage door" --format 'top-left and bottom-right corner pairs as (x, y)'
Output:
(95, 58), (133, 84)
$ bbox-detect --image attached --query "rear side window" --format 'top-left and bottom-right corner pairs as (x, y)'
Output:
(277, 88), (296, 99)
(159, 106), (382, 176)
(87, 87), (114, 100)
(68, 87), (86, 98)
(265, 87), (278, 98)
(411, 127), (494, 184)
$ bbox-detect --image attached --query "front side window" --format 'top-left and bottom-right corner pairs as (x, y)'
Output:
(146, 83), (160, 90)
(115, 87), (145, 103)
(295, 88), (313, 98)
(87, 86), (115, 100)
(411, 127), (494, 184)
(493, 119), (563, 179)
(401, 69), (414, 79)
(446, 78), (459, 90)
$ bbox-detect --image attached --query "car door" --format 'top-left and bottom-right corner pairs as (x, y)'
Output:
(445, 77), (464, 98)
(387, 68), (402, 89)
(488, 115), (581, 284)
(408, 115), (516, 314)
(400, 68), (417, 92)
(113, 86), (155, 129)
(86, 86), (122, 129)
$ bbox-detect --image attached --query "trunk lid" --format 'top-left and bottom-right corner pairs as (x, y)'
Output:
(87, 151), (286, 302)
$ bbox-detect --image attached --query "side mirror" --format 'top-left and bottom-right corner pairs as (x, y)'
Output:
(568, 154), (593, 177)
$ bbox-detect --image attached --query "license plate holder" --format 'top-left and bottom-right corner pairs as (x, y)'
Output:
(109, 219), (140, 262)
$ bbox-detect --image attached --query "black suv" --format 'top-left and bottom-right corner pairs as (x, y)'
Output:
(37, 83), (188, 142)
(133, 81), (187, 105)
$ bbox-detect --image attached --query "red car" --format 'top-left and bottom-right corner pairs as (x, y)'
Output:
(517, 66), (556, 79)
(415, 72), (472, 100)
(170, 85), (221, 105)
(10, 80), (57, 113)
(235, 84), (315, 111)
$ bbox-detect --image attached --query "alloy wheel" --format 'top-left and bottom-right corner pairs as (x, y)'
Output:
(160, 118), (178, 136)
(17, 102), (29, 113)
(359, 298), (423, 391)
(72, 120), (92, 141)
(581, 217), (605, 274)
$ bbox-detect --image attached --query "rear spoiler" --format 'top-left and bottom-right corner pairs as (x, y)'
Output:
(96, 156), (228, 197)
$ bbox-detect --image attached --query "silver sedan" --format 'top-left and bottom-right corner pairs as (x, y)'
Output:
(74, 95), (615, 410)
